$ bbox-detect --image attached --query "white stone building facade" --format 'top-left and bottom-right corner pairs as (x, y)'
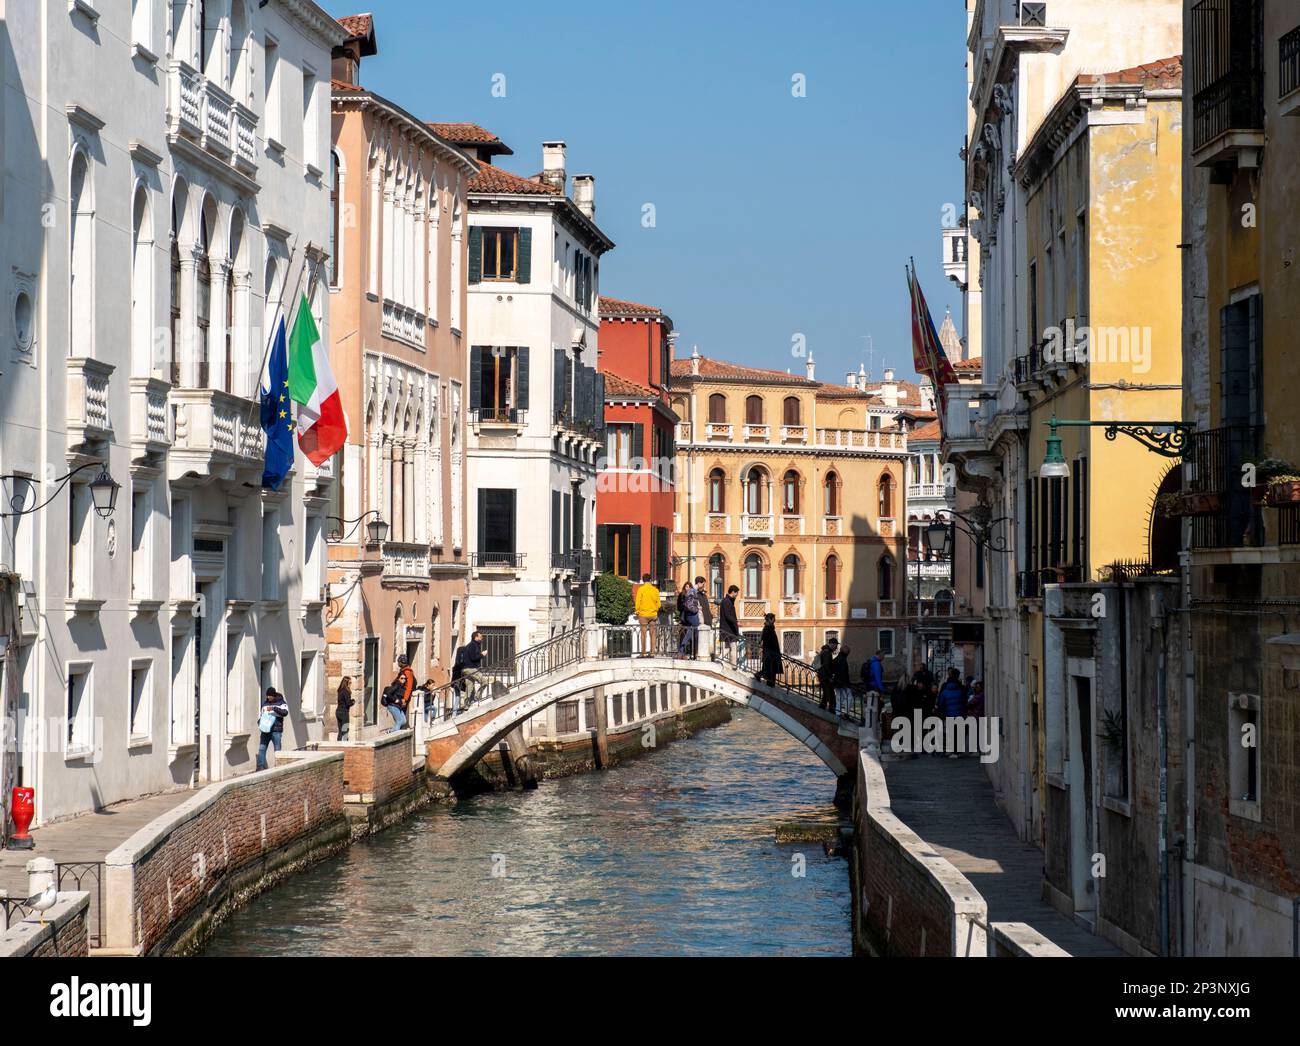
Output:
(0, 0), (345, 829)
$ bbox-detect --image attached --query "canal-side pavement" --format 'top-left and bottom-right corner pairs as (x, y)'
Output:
(882, 754), (1122, 956)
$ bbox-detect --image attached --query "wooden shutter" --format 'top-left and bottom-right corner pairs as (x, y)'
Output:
(596, 524), (609, 572)
(468, 226), (482, 284)
(553, 348), (567, 420)
(551, 490), (561, 555)
(517, 227), (532, 284)
(631, 421), (644, 466)
(516, 346), (530, 410)
(563, 491), (572, 552)
(477, 488), (487, 557)
(469, 347), (482, 410)
(629, 525), (641, 580)
(594, 373), (605, 437)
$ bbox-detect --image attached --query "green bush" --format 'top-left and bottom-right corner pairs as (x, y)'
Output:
(595, 571), (635, 625)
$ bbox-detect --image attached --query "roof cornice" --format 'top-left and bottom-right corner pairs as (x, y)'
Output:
(332, 90), (479, 176)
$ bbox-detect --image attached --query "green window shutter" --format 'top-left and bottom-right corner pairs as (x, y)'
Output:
(551, 491), (561, 555)
(563, 492), (572, 552)
(516, 346), (530, 411)
(629, 526), (641, 580)
(477, 488), (487, 558)
(469, 346), (482, 410)
(631, 420), (643, 467)
(517, 227), (532, 284)
(596, 524), (609, 573)
(468, 226), (482, 284)
(553, 348), (566, 421)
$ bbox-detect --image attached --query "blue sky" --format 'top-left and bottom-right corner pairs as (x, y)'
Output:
(327, 0), (966, 385)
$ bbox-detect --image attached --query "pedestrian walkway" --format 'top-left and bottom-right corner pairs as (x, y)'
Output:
(882, 754), (1123, 956)
(0, 789), (195, 901)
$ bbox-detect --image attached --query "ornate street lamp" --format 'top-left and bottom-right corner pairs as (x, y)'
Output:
(326, 510), (389, 545)
(1039, 412), (1192, 476)
(924, 520), (952, 557)
(0, 461), (120, 519)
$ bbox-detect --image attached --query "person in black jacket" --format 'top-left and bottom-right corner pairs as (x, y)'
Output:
(756, 613), (781, 686)
(256, 688), (289, 770)
(335, 677), (354, 740)
(817, 639), (838, 711)
(459, 631), (486, 705)
(718, 585), (741, 666)
(831, 644), (853, 718)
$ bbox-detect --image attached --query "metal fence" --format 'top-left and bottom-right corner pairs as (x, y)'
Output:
(0, 861), (104, 947)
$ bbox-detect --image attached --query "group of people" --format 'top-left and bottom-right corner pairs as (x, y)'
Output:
(889, 663), (984, 757)
(634, 574), (743, 662)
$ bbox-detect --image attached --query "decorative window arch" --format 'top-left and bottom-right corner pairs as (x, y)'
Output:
(782, 469), (800, 514)
(743, 552), (764, 599)
(825, 553), (840, 601)
(823, 470), (841, 517)
(130, 181), (153, 379)
(69, 147), (95, 360)
(878, 472), (895, 518)
(878, 553), (895, 600)
(708, 468), (726, 513)
(708, 552), (725, 601)
(708, 393), (727, 424)
(329, 149), (343, 288)
(169, 184), (185, 385)
(783, 396), (801, 426)
(745, 394), (764, 425)
(744, 465), (769, 515)
(782, 553), (801, 598)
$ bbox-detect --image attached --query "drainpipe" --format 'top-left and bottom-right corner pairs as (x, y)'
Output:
(1155, 586), (1170, 956)
(1179, 545), (1195, 956)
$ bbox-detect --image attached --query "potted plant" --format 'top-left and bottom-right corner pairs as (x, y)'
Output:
(1254, 460), (1300, 505)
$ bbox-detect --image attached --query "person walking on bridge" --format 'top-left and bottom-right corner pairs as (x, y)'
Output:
(635, 573), (661, 657)
(677, 580), (701, 658)
(756, 612), (781, 686)
(832, 644), (853, 718)
(694, 576), (715, 658)
(718, 585), (740, 666)
(459, 631), (486, 705)
(816, 638), (838, 711)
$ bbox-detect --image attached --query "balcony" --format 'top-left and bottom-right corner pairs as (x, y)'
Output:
(1281, 24), (1300, 115)
(706, 422), (733, 442)
(743, 423), (770, 442)
(66, 357), (114, 451)
(129, 376), (172, 461)
(472, 407), (526, 430)
(815, 429), (907, 452)
(381, 299), (426, 348)
(780, 424), (808, 444)
(908, 598), (955, 619)
(1190, 0), (1264, 167)
(1186, 424), (1263, 549)
(471, 551), (525, 577)
(167, 61), (259, 176)
(908, 483), (947, 501)
(381, 542), (430, 583)
(168, 387), (265, 484)
(908, 559), (953, 580)
(740, 513), (773, 541)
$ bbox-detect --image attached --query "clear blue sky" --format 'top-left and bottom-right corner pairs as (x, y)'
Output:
(327, 0), (966, 385)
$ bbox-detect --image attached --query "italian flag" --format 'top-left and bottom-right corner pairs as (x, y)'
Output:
(287, 294), (347, 465)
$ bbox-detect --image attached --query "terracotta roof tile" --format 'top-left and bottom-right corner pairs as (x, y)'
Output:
(599, 296), (663, 318)
(427, 122), (512, 152)
(954, 357), (982, 372)
(338, 13), (374, 39)
(331, 78), (364, 93)
(669, 357), (816, 386)
(468, 161), (560, 196)
(910, 420), (942, 442)
(603, 373), (658, 399)
(816, 383), (873, 400)
(1080, 55), (1183, 90)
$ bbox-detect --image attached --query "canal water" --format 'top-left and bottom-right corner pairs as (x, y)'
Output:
(204, 708), (852, 956)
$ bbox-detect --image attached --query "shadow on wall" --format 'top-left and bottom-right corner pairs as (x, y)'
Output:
(845, 512), (905, 685)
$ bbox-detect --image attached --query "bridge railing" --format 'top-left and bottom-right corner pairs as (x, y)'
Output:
(738, 636), (868, 726)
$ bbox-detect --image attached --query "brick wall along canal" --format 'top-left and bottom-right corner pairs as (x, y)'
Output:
(204, 708), (851, 956)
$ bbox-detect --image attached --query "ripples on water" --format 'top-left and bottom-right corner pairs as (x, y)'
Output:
(206, 708), (851, 956)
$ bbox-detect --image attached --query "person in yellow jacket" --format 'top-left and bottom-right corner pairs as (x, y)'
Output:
(634, 573), (662, 657)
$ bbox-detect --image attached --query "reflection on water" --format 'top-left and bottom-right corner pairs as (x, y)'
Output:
(205, 708), (851, 956)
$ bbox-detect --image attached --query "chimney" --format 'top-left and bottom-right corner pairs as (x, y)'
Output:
(858, 363), (867, 390)
(845, 371), (856, 388)
(541, 141), (567, 193)
(881, 367), (899, 407)
(883, 366), (895, 382)
(573, 174), (595, 219)
(805, 352), (816, 381)
(691, 344), (701, 377)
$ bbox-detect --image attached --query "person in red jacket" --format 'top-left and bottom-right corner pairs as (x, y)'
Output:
(387, 654), (415, 732)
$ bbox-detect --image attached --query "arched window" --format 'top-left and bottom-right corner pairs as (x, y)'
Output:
(825, 554), (840, 601)
(823, 470), (841, 517)
(229, 0), (249, 98)
(878, 473), (895, 518)
(708, 468), (725, 513)
(782, 470), (800, 515)
(329, 150), (341, 288)
(878, 554), (894, 600)
(782, 554), (800, 598)
(708, 393), (727, 424)
(169, 190), (183, 385)
(196, 210), (212, 387)
(227, 209), (245, 393)
(709, 552), (724, 601)
(131, 184), (152, 378)
(745, 466), (768, 515)
(69, 150), (93, 359)
(783, 396), (801, 426)
(744, 553), (763, 598)
(745, 395), (764, 425)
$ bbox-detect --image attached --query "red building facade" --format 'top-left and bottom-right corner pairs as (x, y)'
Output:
(597, 297), (678, 587)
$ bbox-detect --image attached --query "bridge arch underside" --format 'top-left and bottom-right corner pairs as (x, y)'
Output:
(428, 660), (857, 783)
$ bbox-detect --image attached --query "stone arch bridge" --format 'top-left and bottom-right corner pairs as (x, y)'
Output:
(418, 627), (867, 796)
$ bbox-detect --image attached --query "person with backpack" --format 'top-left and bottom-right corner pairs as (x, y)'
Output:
(383, 654), (415, 732)
(635, 573), (662, 657)
(677, 580), (701, 658)
(816, 638), (838, 711)
(937, 667), (969, 757)
(256, 687), (289, 770)
(459, 631), (486, 705)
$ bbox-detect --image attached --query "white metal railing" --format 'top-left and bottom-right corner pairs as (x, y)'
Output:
(908, 560), (953, 579)
(740, 513), (773, 539)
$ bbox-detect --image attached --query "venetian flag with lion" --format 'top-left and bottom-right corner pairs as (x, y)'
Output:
(286, 293), (347, 465)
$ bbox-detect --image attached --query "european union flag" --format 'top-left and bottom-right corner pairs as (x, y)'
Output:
(260, 315), (295, 490)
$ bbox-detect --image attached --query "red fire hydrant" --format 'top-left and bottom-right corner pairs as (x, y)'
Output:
(9, 787), (35, 849)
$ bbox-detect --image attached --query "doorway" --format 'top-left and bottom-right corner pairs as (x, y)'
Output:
(1067, 672), (1097, 916)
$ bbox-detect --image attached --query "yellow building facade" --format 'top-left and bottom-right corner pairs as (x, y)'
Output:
(1015, 58), (1184, 805)
(669, 353), (910, 666)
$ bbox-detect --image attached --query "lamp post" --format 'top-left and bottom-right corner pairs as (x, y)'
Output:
(1039, 412), (1192, 470)
(326, 510), (389, 545)
(1, 461), (119, 519)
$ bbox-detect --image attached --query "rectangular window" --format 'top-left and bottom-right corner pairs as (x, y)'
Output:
(301, 651), (319, 719)
(610, 694), (623, 726)
(130, 488), (151, 600)
(68, 483), (92, 599)
(264, 35), (281, 144)
(600, 523), (635, 578)
(131, 0), (152, 53)
(878, 628), (895, 656)
(129, 660), (151, 741)
(1228, 694), (1261, 808)
(66, 664), (92, 753)
(481, 227), (520, 280)
(555, 701), (578, 734)
(226, 631), (244, 735)
(782, 630), (802, 657)
(261, 504), (281, 600)
(474, 346), (528, 420)
(606, 424), (634, 468)
(302, 70), (317, 169)
(363, 637), (379, 726)
(478, 489), (516, 558)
